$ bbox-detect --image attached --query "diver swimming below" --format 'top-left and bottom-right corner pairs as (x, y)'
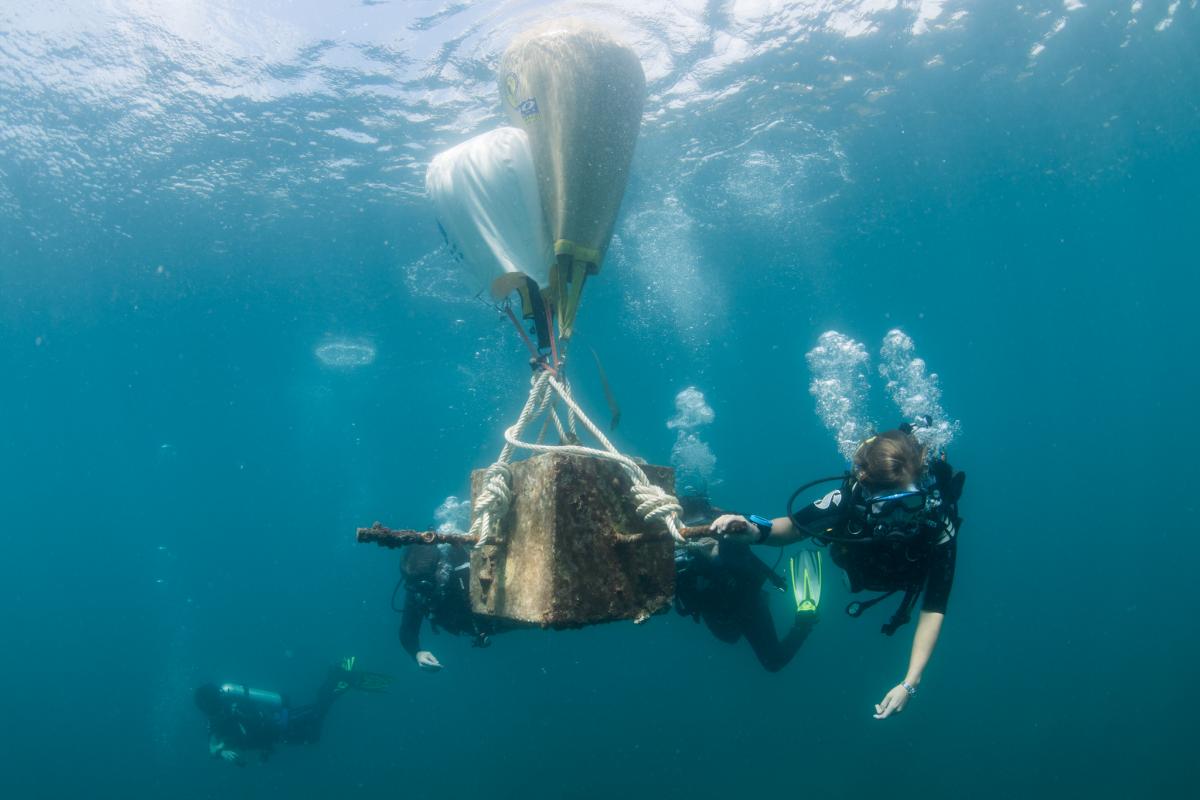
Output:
(193, 657), (393, 765)
(710, 425), (965, 718)
(397, 541), (502, 671)
(674, 494), (817, 673)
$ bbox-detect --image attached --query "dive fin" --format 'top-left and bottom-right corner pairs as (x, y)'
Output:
(347, 670), (395, 694)
(333, 656), (394, 694)
(789, 550), (822, 615)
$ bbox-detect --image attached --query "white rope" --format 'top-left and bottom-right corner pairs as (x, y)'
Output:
(549, 404), (569, 442)
(470, 368), (684, 547)
(470, 370), (553, 546)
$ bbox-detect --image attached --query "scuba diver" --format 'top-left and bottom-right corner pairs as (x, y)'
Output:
(711, 424), (965, 718)
(397, 541), (497, 672)
(192, 657), (393, 765)
(674, 495), (817, 673)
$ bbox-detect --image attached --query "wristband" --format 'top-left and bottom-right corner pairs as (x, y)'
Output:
(901, 681), (916, 696)
(747, 514), (773, 543)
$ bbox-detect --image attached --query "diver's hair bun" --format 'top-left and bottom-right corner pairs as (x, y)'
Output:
(853, 429), (926, 488)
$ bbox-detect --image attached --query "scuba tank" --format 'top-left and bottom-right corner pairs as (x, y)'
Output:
(218, 683), (284, 709)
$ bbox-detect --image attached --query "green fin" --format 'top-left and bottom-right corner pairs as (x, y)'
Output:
(348, 670), (395, 694)
(789, 550), (822, 615)
(335, 656), (394, 694)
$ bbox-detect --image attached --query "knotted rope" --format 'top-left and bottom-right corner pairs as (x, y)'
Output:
(470, 368), (684, 547)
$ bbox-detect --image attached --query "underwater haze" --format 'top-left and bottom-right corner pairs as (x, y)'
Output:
(2, 1), (1197, 798)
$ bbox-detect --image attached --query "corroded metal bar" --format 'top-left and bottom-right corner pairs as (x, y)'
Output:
(356, 523), (478, 549)
(613, 519), (747, 544)
(358, 518), (742, 549)
(683, 519), (746, 538)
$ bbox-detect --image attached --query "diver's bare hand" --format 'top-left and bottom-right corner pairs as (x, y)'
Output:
(416, 650), (443, 672)
(709, 514), (754, 543)
(873, 684), (912, 719)
(220, 750), (245, 766)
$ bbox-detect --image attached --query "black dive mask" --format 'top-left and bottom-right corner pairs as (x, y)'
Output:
(852, 488), (935, 541)
(868, 489), (927, 517)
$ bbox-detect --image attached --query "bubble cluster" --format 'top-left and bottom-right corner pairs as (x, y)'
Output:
(612, 195), (721, 351)
(433, 495), (471, 535)
(668, 386), (716, 430)
(315, 338), (376, 369)
(806, 331), (875, 462)
(671, 433), (717, 499)
(667, 386), (717, 498)
(878, 329), (960, 454)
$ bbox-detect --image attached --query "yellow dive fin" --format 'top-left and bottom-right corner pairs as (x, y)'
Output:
(789, 550), (822, 615)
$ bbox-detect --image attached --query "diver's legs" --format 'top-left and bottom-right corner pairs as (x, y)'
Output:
(281, 668), (345, 745)
(701, 608), (744, 644)
(740, 593), (816, 673)
(283, 702), (325, 744)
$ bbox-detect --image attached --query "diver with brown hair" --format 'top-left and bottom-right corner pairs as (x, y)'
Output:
(711, 424), (965, 718)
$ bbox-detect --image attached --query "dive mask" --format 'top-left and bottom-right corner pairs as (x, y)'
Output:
(867, 489), (928, 516)
(861, 489), (934, 539)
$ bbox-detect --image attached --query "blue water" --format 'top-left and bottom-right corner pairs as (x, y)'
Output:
(2, 1), (1197, 797)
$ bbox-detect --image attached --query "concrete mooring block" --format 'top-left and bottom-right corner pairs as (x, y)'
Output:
(470, 452), (676, 628)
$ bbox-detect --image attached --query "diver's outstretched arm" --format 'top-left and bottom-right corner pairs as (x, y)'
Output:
(873, 610), (943, 720)
(398, 594), (425, 659)
(709, 487), (843, 545)
(708, 514), (803, 545)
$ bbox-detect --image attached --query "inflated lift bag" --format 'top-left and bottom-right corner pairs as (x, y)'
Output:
(426, 126), (553, 292)
(498, 20), (646, 272)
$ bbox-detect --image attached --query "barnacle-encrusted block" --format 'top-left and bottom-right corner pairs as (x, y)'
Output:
(469, 452), (675, 628)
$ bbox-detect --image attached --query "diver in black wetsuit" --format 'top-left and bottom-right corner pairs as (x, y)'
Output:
(674, 495), (816, 673)
(193, 658), (391, 765)
(710, 427), (965, 718)
(397, 542), (496, 672)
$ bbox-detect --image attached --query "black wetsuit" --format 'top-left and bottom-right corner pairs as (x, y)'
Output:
(206, 672), (341, 762)
(399, 543), (494, 657)
(675, 497), (815, 673)
(791, 468), (960, 624)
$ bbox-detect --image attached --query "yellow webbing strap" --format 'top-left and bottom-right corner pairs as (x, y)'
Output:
(550, 253), (569, 331)
(554, 258), (591, 340)
(554, 239), (602, 273)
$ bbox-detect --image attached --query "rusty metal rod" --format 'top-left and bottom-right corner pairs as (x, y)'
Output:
(358, 518), (746, 548)
(680, 522), (724, 538)
(356, 523), (479, 548)
(615, 519), (747, 543)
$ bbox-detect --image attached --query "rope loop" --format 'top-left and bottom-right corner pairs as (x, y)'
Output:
(470, 462), (514, 546)
(471, 361), (686, 546)
(631, 482), (683, 527)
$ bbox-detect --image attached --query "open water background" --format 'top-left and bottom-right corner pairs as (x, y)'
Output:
(1, 1), (1197, 797)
